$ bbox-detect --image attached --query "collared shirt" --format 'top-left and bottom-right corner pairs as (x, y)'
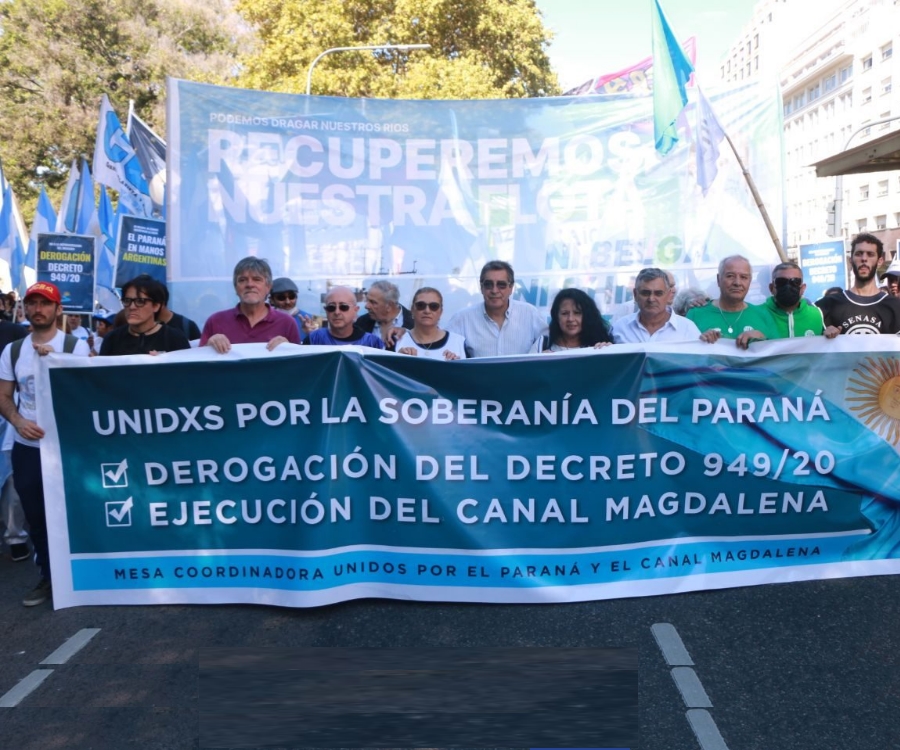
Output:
(611, 310), (702, 343)
(200, 304), (302, 345)
(447, 298), (547, 357)
(372, 307), (406, 342)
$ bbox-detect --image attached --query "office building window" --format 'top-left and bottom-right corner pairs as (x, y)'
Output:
(840, 64), (852, 83)
(883, 44), (893, 61)
(823, 73), (837, 92)
(878, 180), (889, 197)
(882, 78), (892, 96)
(862, 55), (873, 71)
(862, 87), (872, 103)
(857, 219), (868, 232)
(860, 185), (870, 200)
(876, 215), (887, 230)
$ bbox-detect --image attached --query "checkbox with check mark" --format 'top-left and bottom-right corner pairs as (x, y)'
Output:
(101, 459), (129, 488)
(106, 498), (133, 527)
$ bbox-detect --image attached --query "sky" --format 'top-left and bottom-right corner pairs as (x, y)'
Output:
(535, 0), (760, 90)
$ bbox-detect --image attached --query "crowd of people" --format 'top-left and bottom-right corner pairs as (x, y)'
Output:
(0, 231), (897, 607)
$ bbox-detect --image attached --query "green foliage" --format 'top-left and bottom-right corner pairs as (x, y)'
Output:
(0, 0), (246, 214)
(234, 0), (560, 100)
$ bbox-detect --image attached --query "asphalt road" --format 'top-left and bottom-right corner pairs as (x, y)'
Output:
(1, 550), (898, 750)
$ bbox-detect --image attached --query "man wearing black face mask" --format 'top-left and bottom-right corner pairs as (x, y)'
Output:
(762, 262), (824, 338)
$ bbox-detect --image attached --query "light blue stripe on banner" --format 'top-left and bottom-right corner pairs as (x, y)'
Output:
(70, 534), (868, 592)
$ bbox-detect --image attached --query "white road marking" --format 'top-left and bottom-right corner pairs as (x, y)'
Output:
(687, 708), (731, 750)
(0, 669), (54, 708)
(671, 666), (713, 708)
(41, 628), (101, 665)
(651, 622), (694, 665)
(653, 623), (730, 750)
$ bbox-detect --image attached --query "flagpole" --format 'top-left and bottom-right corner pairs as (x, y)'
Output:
(720, 131), (787, 263)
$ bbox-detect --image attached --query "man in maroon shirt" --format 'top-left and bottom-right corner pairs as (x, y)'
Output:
(200, 257), (302, 352)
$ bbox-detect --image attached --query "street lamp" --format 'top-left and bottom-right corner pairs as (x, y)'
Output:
(306, 44), (431, 96)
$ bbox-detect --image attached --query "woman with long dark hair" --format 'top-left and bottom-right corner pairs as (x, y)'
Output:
(534, 288), (612, 352)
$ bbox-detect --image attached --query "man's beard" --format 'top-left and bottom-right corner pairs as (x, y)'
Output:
(853, 263), (877, 284)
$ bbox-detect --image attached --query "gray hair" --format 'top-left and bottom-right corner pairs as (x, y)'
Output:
(232, 257), (273, 287)
(672, 288), (709, 316)
(635, 267), (671, 288)
(772, 261), (802, 277)
(718, 255), (751, 275)
(368, 279), (400, 305)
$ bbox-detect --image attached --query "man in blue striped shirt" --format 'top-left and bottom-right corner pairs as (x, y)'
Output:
(447, 261), (547, 358)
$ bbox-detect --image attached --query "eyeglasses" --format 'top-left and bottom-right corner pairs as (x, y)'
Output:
(273, 292), (297, 301)
(414, 301), (441, 311)
(773, 277), (803, 289)
(637, 289), (667, 298)
(121, 297), (151, 308)
(481, 280), (511, 290)
(324, 303), (352, 313)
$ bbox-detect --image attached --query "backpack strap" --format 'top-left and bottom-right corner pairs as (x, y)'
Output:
(10, 334), (80, 391)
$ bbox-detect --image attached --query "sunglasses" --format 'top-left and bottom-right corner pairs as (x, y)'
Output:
(121, 297), (152, 308)
(414, 301), (441, 311)
(324, 303), (352, 313)
(481, 280), (511, 290)
(273, 292), (297, 301)
(773, 277), (803, 289)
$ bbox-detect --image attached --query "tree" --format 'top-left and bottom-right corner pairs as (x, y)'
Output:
(0, 0), (246, 216)
(234, 0), (560, 100)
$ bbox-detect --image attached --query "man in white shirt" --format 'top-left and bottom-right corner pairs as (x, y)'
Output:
(611, 267), (702, 343)
(447, 260), (547, 357)
(0, 282), (90, 606)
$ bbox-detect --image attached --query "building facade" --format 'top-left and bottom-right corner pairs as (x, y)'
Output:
(722, 0), (900, 263)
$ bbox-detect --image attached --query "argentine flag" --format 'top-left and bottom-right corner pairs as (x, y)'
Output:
(93, 95), (152, 218)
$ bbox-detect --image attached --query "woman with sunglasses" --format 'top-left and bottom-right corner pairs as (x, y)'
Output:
(533, 288), (612, 352)
(397, 288), (466, 360)
(99, 276), (191, 356)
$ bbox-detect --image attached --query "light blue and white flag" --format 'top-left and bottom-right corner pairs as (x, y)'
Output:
(96, 186), (123, 313)
(0, 159), (30, 292)
(93, 95), (152, 217)
(26, 188), (57, 274)
(56, 159), (97, 235)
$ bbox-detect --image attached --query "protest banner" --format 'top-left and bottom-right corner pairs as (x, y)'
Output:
(799, 240), (846, 301)
(36, 233), (95, 312)
(39, 337), (900, 609)
(115, 215), (167, 285)
(166, 79), (784, 326)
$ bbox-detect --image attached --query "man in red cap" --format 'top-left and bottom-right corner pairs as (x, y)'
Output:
(0, 282), (90, 606)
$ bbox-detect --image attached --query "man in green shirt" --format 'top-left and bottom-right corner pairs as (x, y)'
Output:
(761, 261), (824, 338)
(688, 255), (778, 350)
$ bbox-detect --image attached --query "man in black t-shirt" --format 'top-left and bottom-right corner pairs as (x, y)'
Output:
(817, 233), (900, 335)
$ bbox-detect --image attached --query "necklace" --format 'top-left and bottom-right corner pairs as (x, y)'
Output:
(411, 331), (446, 350)
(717, 304), (746, 335)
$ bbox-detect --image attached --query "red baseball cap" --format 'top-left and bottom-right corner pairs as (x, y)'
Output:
(24, 282), (62, 304)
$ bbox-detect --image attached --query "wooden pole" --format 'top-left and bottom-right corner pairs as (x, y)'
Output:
(721, 131), (788, 263)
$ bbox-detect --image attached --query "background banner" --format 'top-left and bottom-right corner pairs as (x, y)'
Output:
(39, 337), (900, 609)
(166, 79), (785, 327)
(36, 233), (95, 312)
